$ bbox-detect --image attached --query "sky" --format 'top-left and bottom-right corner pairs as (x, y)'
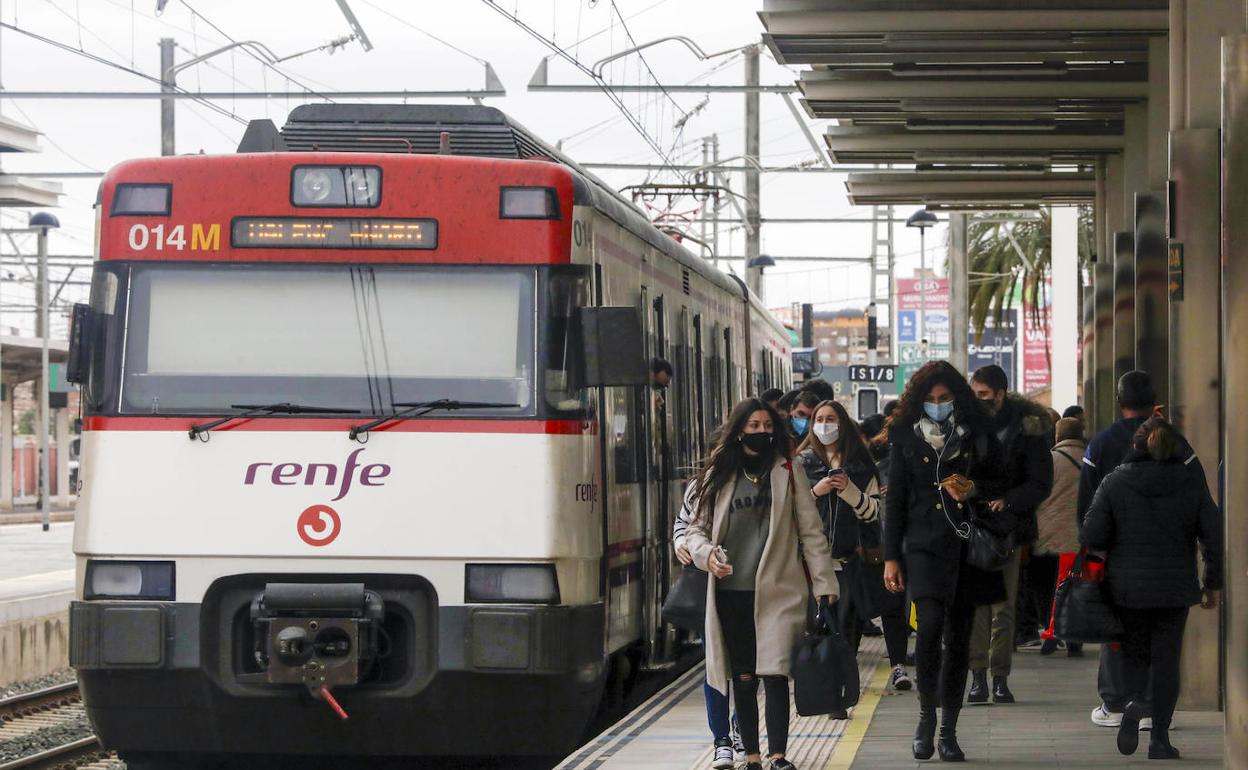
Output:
(0, 0), (947, 336)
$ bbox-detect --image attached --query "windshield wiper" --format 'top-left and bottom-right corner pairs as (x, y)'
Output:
(348, 399), (519, 442)
(189, 403), (361, 441)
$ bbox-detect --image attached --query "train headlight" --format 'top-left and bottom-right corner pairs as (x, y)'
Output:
(465, 564), (560, 604)
(85, 560), (175, 600)
(500, 186), (560, 220)
(292, 166), (381, 207)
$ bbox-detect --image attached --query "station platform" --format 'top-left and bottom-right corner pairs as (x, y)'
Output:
(565, 638), (1225, 769)
(0, 522), (75, 686)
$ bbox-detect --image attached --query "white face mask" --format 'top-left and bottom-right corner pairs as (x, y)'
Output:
(813, 422), (839, 446)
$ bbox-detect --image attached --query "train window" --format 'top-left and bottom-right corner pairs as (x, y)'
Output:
(543, 268), (592, 414)
(114, 264), (537, 415)
(723, 328), (734, 406)
(611, 386), (640, 484)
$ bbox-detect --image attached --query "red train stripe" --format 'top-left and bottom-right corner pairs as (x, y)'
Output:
(83, 416), (595, 435)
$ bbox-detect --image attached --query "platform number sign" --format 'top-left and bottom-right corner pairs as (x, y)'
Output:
(849, 365), (896, 384)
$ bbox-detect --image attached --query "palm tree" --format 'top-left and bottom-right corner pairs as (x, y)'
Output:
(966, 207), (1095, 342)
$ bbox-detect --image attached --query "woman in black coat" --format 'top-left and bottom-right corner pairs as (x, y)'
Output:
(1080, 418), (1222, 760)
(882, 361), (1008, 762)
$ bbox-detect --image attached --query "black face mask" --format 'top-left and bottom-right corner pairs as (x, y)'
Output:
(740, 432), (775, 455)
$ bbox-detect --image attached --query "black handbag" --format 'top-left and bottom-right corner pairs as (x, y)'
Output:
(1053, 550), (1123, 644)
(661, 565), (708, 632)
(965, 516), (1016, 571)
(791, 599), (860, 717)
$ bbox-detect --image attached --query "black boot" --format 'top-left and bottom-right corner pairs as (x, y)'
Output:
(992, 675), (1015, 704)
(966, 670), (989, 705)
(913, 707), (937, 760)
(1117, 701), (1144, 755)
(1148, 727), (1181, 760)
(937, 709), (965, 762)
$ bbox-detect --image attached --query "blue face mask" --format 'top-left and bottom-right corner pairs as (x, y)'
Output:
(923, 400), (955, 423)
(791, 417), (809, 435)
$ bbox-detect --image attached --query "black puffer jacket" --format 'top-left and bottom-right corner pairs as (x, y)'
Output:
(1080, 452), (1223, 609)
(991, 394), (1054, 545)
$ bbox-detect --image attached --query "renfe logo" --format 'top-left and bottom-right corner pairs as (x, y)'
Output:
(297, 504), (342, 547)
(243, 448), (391, 502)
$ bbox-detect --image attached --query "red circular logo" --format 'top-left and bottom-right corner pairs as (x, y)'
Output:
(297, 504), (341, 547)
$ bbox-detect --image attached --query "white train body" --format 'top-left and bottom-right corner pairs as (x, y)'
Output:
(69, 106), (791, 765)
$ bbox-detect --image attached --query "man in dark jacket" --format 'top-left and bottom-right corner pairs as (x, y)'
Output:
(966, 365), (1054, 705)
(1078, 371), (1206, 730)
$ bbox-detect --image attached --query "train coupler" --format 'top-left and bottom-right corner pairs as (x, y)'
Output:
(249, 582), (385, 694)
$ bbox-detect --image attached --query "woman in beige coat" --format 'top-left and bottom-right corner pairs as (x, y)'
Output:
(687, 397), (838, 770)
(1032, 417), (1087, 655)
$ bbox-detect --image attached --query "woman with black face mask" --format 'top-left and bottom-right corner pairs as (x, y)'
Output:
(686, 398), (839, 770)
(880, 361), (1008, 762)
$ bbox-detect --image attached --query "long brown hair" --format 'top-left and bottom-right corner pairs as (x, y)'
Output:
(797, 399), (872, 470)
(883, 360), (991, 437)
(690, 397), (792, 522)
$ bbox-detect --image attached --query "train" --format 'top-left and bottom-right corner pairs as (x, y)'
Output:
(65, 104), (792, 767)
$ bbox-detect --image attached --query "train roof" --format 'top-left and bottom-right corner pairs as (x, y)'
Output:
(248, 104), (780, 332)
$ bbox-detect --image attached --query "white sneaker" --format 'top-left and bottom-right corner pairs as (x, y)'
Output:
(889, 664), (913, 691)
(712, 739), (734, 769)
(1140, 717), (1154, 731)
(1091, 704), (1123, 727)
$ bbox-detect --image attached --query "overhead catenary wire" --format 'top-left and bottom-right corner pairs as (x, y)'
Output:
(0, 20), (247, 125)
(481, 0), (687, 183)
(179, 0), (337, 100)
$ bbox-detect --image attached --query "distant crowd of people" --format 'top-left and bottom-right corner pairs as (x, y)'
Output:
(672, 361), (1222, 769)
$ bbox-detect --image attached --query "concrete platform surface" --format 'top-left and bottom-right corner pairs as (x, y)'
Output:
(847, 647), (1224, 769)
(571, 639), (1224, 769)
(0, 521), (74, 581)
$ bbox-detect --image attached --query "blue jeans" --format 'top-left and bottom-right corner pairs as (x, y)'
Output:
(705, 680), (730, 741)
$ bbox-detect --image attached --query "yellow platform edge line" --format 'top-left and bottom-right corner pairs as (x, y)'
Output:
(823, 661), (891, 770)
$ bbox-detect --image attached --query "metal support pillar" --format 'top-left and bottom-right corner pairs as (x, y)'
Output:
(160, 38), (176, 156)
(1051, 207), (1080, 409)
(1113, 232), (1136, 380)
(1135, 191), (1169, 405)
(743, 45), (762, 295)
(1148, 37), (1171, 190)
(1104, 153), (1127, 262)
(1082, 284), (1096, 422)
(35, 228), (50, 532)
(948, 212), (969, 375)
(1093, 261), (1116, 431)
(1221, 34), (1248, 767)
(1169, 0), (1242, 712)
(0, 387), (11, 513)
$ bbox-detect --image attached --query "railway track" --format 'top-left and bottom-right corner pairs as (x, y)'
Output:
(0, 683), (116, 770)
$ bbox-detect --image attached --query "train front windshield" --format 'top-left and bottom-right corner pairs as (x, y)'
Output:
(87, 264), (537, 416)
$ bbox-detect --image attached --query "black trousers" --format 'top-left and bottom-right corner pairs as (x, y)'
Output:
(716, 589), (790, 756)
(837, 558), (910, 667)
(1118, 606), (1189, 731)
(913, 597), (975, 711)
(1026, 554), (1059, 639)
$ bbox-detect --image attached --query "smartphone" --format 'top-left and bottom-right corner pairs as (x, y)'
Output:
(828, 468), (846, 477)
(713, 546), (733, 575)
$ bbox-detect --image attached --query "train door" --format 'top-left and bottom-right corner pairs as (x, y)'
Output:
(596, 265), (644, 654)
(641, 292), (678, 666)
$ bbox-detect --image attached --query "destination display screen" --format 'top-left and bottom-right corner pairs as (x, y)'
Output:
(230, 217), (437, 250)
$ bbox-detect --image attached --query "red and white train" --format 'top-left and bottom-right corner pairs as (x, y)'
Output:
(67, 105), (792, 767)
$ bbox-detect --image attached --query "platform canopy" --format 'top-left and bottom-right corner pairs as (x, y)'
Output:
(0, 336), (69, 386)
(760, 0), (1167, 207)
